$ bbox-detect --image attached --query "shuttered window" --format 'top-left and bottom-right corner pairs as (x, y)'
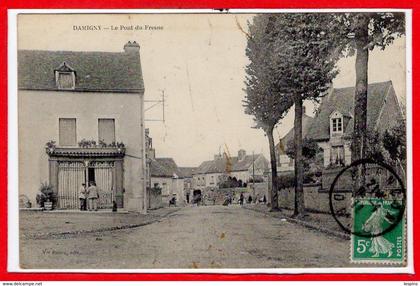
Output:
(57, 72), (75, 89)
(59, 118), (77, 146)
(98, 119), (115, 144)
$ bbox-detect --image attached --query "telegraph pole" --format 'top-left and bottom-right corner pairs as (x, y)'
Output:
(252, 151), (255, 199)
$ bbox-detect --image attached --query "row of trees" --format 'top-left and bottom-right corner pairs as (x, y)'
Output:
(243, 12), (404, 217)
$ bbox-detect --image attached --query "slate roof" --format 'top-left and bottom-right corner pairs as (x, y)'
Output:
(18, 49), (144, 92)
(178, 167), (195, 178)
(193, 158), (234, 175)
(150, 158), (182, 178)
(232, 154), (267, 171)
(194, 154), (267, 174)
(306, 81), (394, 141)
(276, 113), (314, 155)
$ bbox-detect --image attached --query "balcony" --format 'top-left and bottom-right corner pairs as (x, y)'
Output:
(45, 140), (125, 158)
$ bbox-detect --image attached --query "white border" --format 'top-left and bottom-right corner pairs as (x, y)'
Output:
(8, 8), (414, 274)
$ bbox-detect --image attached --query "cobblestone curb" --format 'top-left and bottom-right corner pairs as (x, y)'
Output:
(22, 208), (181, 240)
(243, 206), (350, 240)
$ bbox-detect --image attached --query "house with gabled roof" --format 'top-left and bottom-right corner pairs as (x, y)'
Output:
(150, 157), (188, 206)
(192, 150), (268, 193)
(18, 41), (148, 212)
(306, 80), (404, 167)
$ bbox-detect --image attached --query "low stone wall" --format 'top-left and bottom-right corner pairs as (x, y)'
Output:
(278, 184), (351, 214)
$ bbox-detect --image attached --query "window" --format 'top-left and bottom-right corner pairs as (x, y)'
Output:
(55, 62), (76, 90)
(331, 146), (345, 166)
(59, 118), (76, 146)
(98, 119), (115, 144)
(57, 72), (75, 89)
(332, 117), (343, 133)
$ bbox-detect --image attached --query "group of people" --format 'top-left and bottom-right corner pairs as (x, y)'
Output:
(239, 193), (266, 205)
(78, 181), (99, 211)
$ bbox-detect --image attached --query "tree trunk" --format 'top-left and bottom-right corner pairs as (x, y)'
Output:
(352, 14), (369, 163)
(351, 14), (369, 191)
(267, 127), (279, 211)
(293, 96), (305, 217)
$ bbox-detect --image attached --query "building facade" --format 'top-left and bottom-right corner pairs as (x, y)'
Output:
(150, 158), (186, 206)
(192, 150), (269, 202)
(18, 41), (147, 212)
(305, 81), (404, 168)
(275, 81), (403, 172)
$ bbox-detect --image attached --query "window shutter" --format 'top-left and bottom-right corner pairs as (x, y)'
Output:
(59, 118), (76, 146)
(98, 119), (116, 144)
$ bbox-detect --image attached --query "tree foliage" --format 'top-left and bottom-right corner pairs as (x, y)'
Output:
(244, 15), (295, 211)
(285, 138), (321, 171)
(263, 13), (345, 100)
(243, 15), (294, 132)
(382, 119), (407, 164)
(332, 13), (405, 164)
(265, 13), (344, 217)
(334, 12), (405, 53)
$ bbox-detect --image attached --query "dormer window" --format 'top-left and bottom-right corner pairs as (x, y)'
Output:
(55, 62), (75, 90)
(330, 111), (344, 136)
(332, 117), (343, 132)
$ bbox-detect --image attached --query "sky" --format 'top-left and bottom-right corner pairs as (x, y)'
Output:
(17, 13), (407, 167)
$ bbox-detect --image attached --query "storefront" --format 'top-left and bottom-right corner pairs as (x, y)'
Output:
(47, 147), (125, 209)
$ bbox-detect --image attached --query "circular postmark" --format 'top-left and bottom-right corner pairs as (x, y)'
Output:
(329, 158), (406, 238)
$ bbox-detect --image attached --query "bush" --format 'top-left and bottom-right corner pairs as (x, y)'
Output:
(277, 171), (322, 189)
(36, 182), (56, 209)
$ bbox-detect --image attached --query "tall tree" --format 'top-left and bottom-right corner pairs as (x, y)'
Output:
(267, 14), (343, 217)
(336, 13), (405, 164)
(244, 15), (294, 211)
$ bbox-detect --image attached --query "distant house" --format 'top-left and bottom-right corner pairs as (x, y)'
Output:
(18, 41), (147, 212)
(150, 158), (186, 206)
(178, 167), (195, 204)
(192, 154), (227, 191)
(193, 150), (269, 192)
(230, 150), (269, 183)
(305, 81), (404, 167)
(275, 107), (314, 173)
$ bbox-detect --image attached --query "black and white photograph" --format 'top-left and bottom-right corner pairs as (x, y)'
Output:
(11, 11), (411, 271)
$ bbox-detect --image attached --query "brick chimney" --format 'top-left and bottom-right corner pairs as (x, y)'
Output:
(124, 41), (140, 53)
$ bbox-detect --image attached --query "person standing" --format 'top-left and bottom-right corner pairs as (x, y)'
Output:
(239, 193), (244, 206)
(78, 183), (87, 211)
(87, 181), (99, 211)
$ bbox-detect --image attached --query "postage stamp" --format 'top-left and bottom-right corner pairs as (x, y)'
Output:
(329, 158), (406, 264)
(351, 198), (405, 263)
(11, 11), (410, 271)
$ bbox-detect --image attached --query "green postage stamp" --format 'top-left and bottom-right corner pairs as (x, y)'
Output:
(352, 198), (405, 264)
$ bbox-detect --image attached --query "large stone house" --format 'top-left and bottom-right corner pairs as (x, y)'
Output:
(276, 81), (404, 170)
(18, 41), (148, 212)
(306, 81), (404, 167)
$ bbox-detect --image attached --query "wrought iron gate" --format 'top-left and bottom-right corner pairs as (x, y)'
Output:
(57, 161), (115, 209)
(91, 161), (114, 209)
(57, 162), (85, 209)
